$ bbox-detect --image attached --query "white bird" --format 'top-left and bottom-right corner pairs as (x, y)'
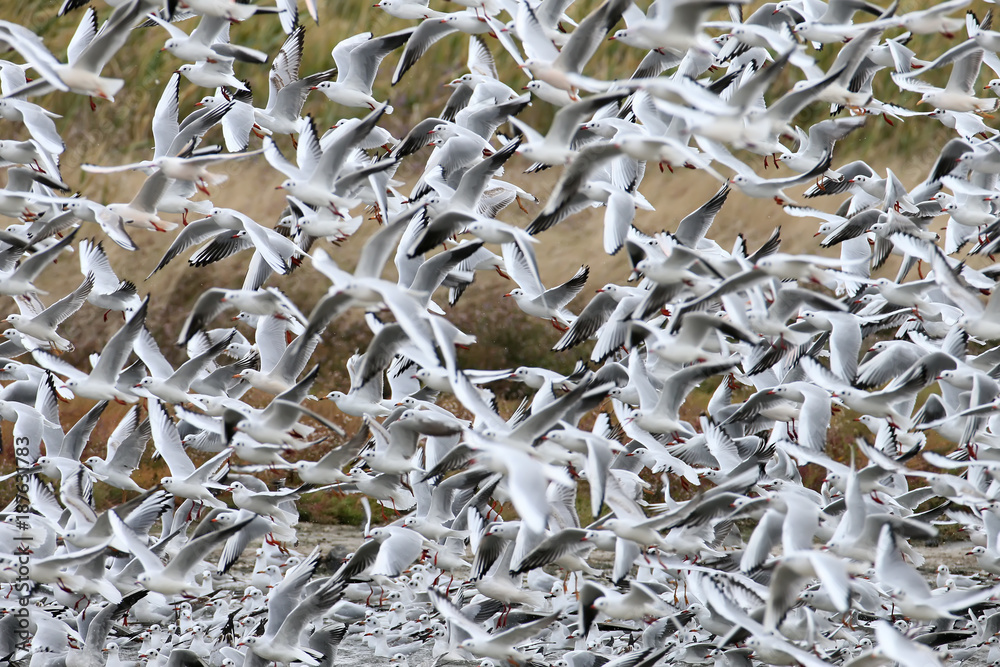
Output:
(149, 399), (231, 508)
(3, 273), (92, 352)
(312, 29), (413, 113)
(0, 3), (141, 101)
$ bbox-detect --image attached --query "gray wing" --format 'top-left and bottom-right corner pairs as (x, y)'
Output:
(740, 508), (784, 573)
(36, 273), (93, 328)
(345, 28), (414, 92)
(654, 358), (739, 417)
(547, 92), (627, 148)
(332, 31), (372, 78)
(827, 25), (884, 87)
(540, 265), (589, 311)
(149, 398), (196, 479)
(74, 0), (145, 74)
(767, 66), (848, 123)
(451, 138), (521, 209)
(552, 290), (618, 351)
(271, 67), (336, 121)
(9, 228), (78, 286)
(82, 592), (148, 650)
(767, 287), (847, 322)
(168, 331), (234, 390)
(458, 94), (531, 140)
(265, 547), (323, 624)
(176, 288), (229, 346)
(152, 73), (180, 159)
(355, 203), (424, 279)
(804, 160), (875, 197)
(409, 241), (485, 296)
(91, 297), (148, 384)
(167, 102), (232, 158)
(314, 421), (372, 470)
(553, 0), (632, 75)
(389, 117), (446, 159)
(493, 608), (562, 645)
(163, 517), (256, 579)
(949, 44), (985, 95)
(128, 170), (171, 212)
(56, 399), (108, 461)
(527, 142), (624, 236)
(266, 25), (304, 103)
(310, 103), (388, 185)
(354, 324), (408, 386)
(408, 208), (479, 258)
(107, 418), (151, 474)
(674, 184), (730, 248)
(271, 331), (324, 388)
(66, 7), (98, 66)
(392, 18), (456, 85)
(147, 216), (227, 278)
(268, 398), (347, 437)
(509, 376), (599, 442)
(271, 579), (347, 649)
(512, 528), (589, 573)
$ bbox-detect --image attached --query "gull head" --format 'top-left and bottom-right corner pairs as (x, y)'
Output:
(1, 362), (28, 380)
(937, 369), (959, 383)
(485, 522), (520, 538)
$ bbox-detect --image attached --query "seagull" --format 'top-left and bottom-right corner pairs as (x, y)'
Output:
(78, 238), (141, 318)
(109, 509), (254, 597)
(519, 0), (634, 96)
(39, 297), (149, 403)
(0, 228), (78, 297)
(149, 399), (232, 507)
(429, 588), (561, 664)
(176, 286), (306, 346)
(0, 2), (143, 102)
(84, 408), (151, 492)
(508, 91), (627, 166)
(3, 273), (93, 352)
(893, 38), (998, 112)
(146, 11), (268, 65)
(253, 26), (337, 136)
(312, 29), (414, 113)
(504, 263), (589, 330)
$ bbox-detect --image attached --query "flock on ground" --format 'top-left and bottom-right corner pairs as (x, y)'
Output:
(10, 0), (1000, 665)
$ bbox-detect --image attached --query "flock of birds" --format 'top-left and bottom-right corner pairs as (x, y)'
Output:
(12, 0), (1000, 665)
